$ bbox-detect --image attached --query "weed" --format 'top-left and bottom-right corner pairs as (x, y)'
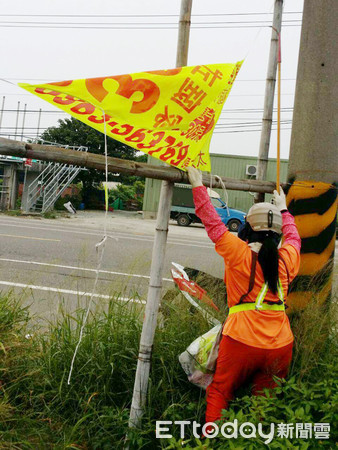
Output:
(3, 209), (22, 216)
(42, 211), (58, 219)
(0, 285), (336, 448)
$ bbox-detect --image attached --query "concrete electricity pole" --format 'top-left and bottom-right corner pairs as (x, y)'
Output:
(255, 0), (283, 202)
(286, 0), (337, 311)
(128, 0), (193, 428)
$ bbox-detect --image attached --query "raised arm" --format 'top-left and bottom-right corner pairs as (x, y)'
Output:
(281, 211), (301, 251)
(187, 167), (227, 243)
(193, 185), (227, 243)
(273, 187), (301, 252)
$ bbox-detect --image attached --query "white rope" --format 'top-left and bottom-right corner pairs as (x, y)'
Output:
(214, 175), (230, 217)
(67, 108), (111, 385)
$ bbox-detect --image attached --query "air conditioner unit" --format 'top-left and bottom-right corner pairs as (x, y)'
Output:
(245, 164), (257, 177)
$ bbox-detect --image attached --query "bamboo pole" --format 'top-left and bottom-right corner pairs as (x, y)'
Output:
(0, 137), (280, 193)
(276, 33), (281, 194)
(255, 0), (283, 202)
(128, 0), (193, 429)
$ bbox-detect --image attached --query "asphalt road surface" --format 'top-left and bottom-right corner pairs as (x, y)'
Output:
(0, 212), (224, 319)
(0, 212), (336, 320)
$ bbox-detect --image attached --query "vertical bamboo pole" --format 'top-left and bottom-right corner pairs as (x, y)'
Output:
(276, 33), (281, 193)
(255, 0), (283, 202)
(129, 0), (193, 429)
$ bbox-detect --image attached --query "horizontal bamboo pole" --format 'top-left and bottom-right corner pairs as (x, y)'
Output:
(0, 137), (280, 193)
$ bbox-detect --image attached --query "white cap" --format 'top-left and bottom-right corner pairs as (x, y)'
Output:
(247, 202), (282, 234)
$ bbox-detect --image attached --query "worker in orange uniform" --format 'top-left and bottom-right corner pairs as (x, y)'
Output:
(187, 167), (301, 429)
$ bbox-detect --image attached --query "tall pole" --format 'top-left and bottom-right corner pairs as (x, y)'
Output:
(21, 103), (27, 141)
(276, 33), (281, 193)
(14, 101), (20, 140)
(0, 96), (5, 133)
(129, 0), (193, 428)
(286, 0), (337, 312)
(255, 0), (283, 202)
(36, 108), (42, 138)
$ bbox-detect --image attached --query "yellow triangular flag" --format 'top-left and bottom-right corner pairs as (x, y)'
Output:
(19, 62), (242, 171)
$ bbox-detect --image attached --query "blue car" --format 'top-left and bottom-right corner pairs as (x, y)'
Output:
(210, 197), (247, 232)
(170, 196), (246, 232)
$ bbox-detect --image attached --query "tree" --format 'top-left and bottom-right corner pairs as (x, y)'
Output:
(40, 118), (146, 203)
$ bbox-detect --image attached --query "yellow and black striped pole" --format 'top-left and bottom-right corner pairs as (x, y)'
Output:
(285, 181), (337, 312)
(286, 0), (337, 312)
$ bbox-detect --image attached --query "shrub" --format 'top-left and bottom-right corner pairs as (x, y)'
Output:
(54, 192), (83, 210)
(0, 290), (336, 448)
(109, 181), (144, 210)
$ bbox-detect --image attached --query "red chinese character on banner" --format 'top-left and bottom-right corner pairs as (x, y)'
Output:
(181, 157), (192, 168)
(216, 87), (229, 105)
(216, 62), (242, 104)
(192, 151), (208, 168)
(171, 78), (207, 113)
(191, 65), (223, 87)
(153, 106), (183, 129)
(182, 107), (215, 142)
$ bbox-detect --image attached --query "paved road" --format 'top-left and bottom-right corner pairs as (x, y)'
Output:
(0, 212), (336, 319)
(0, 212), (224, 318)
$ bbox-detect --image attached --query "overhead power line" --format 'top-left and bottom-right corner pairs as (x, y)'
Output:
(0, 22), (301, 30)
(0, 107), (294, 114)
(0, 20), (302, 25)
(0, 77), (297, 82)
(0, 12), (302, 18)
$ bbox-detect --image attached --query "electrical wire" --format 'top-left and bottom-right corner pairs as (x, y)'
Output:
(0, 78), (297, 82)
(0, 24), (301, 30)
(0, 20), (302, 25)
(0, 12), (303, 18)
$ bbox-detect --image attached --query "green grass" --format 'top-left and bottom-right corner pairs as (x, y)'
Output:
(42, 211), (58, 219)
(2, 209), (23, 217)
(0, 288), (337, 449)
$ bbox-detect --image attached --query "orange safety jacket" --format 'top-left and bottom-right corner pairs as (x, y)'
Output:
(193, 186), (301, 349)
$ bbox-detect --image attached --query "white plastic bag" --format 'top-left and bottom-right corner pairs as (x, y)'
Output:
(64, 201), (76, 214)
(179, 324), (223, 389)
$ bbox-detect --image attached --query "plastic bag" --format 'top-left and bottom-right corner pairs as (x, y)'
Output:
(179, 324), (223, 389)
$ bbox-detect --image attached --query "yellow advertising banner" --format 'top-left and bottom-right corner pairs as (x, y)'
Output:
(19, 62), (242, 171)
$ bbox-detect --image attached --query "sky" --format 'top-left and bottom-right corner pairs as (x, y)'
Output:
(0, 0), (304, 160)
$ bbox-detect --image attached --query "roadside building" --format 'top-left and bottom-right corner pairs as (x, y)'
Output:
(143, 154), (288, 218)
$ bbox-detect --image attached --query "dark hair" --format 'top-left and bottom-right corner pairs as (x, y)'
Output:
(257, 236), (280, 294)
(240, 223), (281, 294)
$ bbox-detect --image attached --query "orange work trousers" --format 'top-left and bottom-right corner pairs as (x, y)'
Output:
(206, 335), (293, 424)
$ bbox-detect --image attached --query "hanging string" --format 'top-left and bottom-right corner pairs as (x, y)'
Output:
(67, 107), (111, 385)
(214, 175), (230, 217)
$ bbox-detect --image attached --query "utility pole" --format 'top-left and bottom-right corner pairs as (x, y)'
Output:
(255, 0), (283, 202)
(21, 104), (27, 141)
(14, 101), (20, 140)
(36, 108), (42, 138)
(286, 0), (337, 311)
(128, 0), (193, 428)
(0, 96), (5, 133)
